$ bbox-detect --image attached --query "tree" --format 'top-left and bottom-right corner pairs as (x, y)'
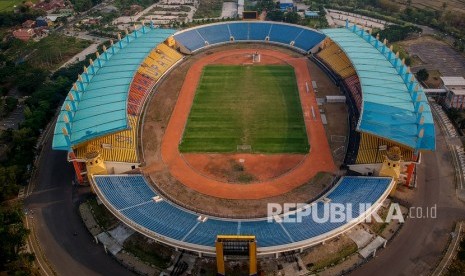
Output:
(416, 68), (429, 82)
(0, 203), (35, 274)
(284, 11), (300, 24)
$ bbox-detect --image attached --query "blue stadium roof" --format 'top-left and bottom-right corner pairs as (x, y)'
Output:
(173, 21), (326, 54)
(321, 25), (435, 151)
(52, 27), (175, 151)
(93, 175), (393, 253)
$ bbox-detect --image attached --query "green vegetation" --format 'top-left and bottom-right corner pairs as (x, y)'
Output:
(87, 198), (119, 230)
(0, 4), (104, 275)
(306, 0), (465, 53)
(446, 108), (465, 130)
(372, 24), (421, 43)
(180, 65), (309, 153)
(70, 0), (102, 12)
(123, 234), (172, 269)
(0, 97), (18, 118)
(0, 9), (44, 27)
(0, 0), (28, 12)
(0, 203), (36, 274)
(446, 238), (465, 275)
(306, 242), (358, 272)
(193, 0), (223, 18)
(115, 0), (158, 9)
(389, 43), (411, 66)
(3, 34), (91, 71)
(249, 0), (329, 28)
(415, 68), (429, 82)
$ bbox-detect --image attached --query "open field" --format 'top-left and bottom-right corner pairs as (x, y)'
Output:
(5, 34), (91, 70)
(0, 0), (27, 12)
(179, 65), (309, 153)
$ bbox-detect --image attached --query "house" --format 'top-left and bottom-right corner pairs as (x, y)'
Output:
(13, 28), (35, 41)
(34, 0), (66, 12)
(443, 76), (465, 109)
(22, 20), (35, 28)
(36, 16), (49, 27)
(279, 0), (294, 11)
(304, 11), (320, 18)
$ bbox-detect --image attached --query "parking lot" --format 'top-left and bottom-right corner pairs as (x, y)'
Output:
(401, 36), (465, 77)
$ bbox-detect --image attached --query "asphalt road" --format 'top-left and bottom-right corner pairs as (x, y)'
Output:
(25, 135), (132, 275)
(353, 122), (465, 275)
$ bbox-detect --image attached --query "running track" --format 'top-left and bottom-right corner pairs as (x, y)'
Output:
(158, 49), (336, 199)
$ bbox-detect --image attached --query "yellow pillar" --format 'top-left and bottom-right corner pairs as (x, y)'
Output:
(216, 241), (225, 276)
(249, 241), (257, 276)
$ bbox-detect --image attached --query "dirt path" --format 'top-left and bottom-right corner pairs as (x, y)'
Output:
(158, 49), (336, 199)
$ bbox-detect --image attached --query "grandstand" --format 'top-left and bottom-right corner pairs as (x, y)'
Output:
(49, 20), (437, 263)
(316, 39), (356, 79)
(173, 22), (325, 54)
(321, 25), (435, 153)
(314, 23), (435, 176)
(74, 115), (139, 163)
(52, 25), (183, 176)
(93, 174), (394, 255)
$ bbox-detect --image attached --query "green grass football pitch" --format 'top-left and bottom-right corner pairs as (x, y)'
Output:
(179, 65), (309, 153)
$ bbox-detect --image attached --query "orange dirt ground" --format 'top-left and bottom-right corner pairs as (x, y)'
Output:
(160, 49), (336, 199)
(182, 154), (306, 183)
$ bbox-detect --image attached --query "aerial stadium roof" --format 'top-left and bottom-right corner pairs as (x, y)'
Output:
(322, 24), (435, 151)
(52, 26), (175, 151)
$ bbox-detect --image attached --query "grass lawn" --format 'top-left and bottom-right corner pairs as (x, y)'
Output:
(179, 65), (309, 153)
(0, 0), (29, 12)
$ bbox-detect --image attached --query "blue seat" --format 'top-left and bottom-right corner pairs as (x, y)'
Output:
(94, 175), (391, 249)
(293, 29), (326, 52)
(269, 24), (302, 45)
(197, 24), (230, 45)
(228, 22), (249, 40)
(173, 30), (205, 52)
(184, 219), (238, 246)
(249, 22), (272, 41)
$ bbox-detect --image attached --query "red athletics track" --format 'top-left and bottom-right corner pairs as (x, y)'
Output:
(158, 49), (336, 199)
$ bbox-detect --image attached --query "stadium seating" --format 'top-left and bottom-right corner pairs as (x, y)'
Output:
(316, 41), (356, 79)
(73, 42), (184, 163)
(128, 43), (183, 116)
(269, 24), (303, 44)
(122, 201), (199, 240)
(173, 22), (325, 53)
(137, 43), (183, 81)
(228, 22), (249, 40)
(93, 175), (392, 249)
(127, 73), (156, 115)
(174, 29), (206, 51)
(74, 115), (139, 163)
(344, 75), (362, 112)
(356, 133), (414, 164)
(196, 24), (230, 44)
(96, 174), (154, 209)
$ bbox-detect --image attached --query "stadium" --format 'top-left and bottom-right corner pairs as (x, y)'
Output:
(52, 20), (435, 270)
